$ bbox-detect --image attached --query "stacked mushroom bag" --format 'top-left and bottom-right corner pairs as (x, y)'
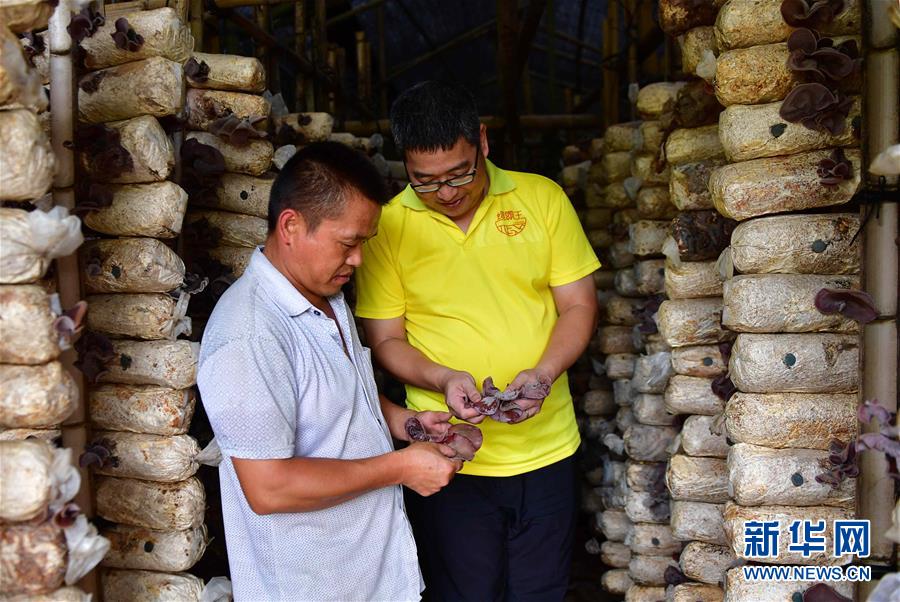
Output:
(585, 129), (632, 599)
(68, 8), (213, 592)
(556, 138), (621, 591)
(564, 132), (626, 598)
(600, 94), (687, 602)
(178, 50), (272, 285)
(705, 1), (863, 600)
(0, 4), (110, 597)
(639, 19), (739, 599)
(0, 439), (109, 599)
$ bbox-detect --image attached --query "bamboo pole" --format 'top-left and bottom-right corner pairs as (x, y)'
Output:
(336, 44), (346, 117)
(49, 0), (98, 595)
(608, 1), (619, 124)
(255, 5), (269, 89)
(522, 68), (534, 115)
(496, 0), (517, 166)
(355, 31), (368, 102)
(326, 45), (336, 114)
(213, 5), (373, 117)
(601, 16), (613, 127)
(362, 39), (371, 101)
(375, 3), (387, 116)
(189, 0), (203, 49)
(637, 0), (658, 75)
(545, 0), (558, 113)
(296, 0), (309, 111)
(313, 0), (326, 110)
(857, 1), (899, 588)
(625, 0), (638, 85)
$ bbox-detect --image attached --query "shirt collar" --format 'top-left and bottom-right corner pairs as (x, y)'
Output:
(246, 247), (343, 317)
(398, 158), (517, 211)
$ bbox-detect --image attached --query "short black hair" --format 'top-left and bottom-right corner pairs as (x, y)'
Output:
(390, 81), (480, 155)
(268, 141), (389, 233)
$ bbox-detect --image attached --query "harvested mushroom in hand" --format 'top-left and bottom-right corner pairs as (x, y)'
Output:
(405, 416), (483, 462)
(466, 375), (552, 423)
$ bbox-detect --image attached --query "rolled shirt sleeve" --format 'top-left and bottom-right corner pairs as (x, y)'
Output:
(198, 336), (298, 460)
(546, 186), (602, 287)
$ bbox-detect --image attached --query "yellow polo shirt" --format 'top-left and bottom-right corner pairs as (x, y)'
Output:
(355, 159), (600, 477)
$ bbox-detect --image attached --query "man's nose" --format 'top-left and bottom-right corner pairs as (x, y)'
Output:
(346, 246), (363, 267)
(436, 183), (456, 202)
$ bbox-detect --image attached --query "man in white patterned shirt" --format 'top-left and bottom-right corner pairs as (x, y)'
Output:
(198, 142), (461, 601)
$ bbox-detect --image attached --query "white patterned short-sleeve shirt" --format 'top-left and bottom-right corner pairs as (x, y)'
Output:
(198, 248), (423, 601)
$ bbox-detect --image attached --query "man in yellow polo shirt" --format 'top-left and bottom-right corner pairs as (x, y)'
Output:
(355, 81), (600, 601)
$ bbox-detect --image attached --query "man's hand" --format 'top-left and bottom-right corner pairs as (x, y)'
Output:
(505, 368), (554, 423)
(413, 410), (454, 442)
(440, 370), (486, 424)
(398, 442), (462, 496)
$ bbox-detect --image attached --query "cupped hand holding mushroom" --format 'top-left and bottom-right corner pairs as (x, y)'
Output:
(500, 370), (553, 423)
(404, 415), (483, 462)
(463, 372), (553, 424)
(440, 369), (486, 424)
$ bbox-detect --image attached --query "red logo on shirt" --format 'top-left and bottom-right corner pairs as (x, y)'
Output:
(495, 210), (526, 236)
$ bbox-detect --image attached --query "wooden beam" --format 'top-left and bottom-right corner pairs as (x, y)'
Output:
(326, 0), (384, 26)
(341, 114), (603, 136)
(513, 0), (546, 78)
(384, 18), (495, 82)
(531, 41), (601, 69)
(214, 0), (294, 8)
(541, 22), (603, 56)
(393, 0), (456, 81)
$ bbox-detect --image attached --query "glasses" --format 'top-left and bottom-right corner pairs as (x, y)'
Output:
(408, 154), (479, 193)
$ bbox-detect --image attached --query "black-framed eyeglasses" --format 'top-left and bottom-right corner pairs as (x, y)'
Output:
(408, 154), (479, 193)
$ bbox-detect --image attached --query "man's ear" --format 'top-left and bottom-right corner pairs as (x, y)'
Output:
(479, 123), (490, 159)
(277, 209), (307, 244)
